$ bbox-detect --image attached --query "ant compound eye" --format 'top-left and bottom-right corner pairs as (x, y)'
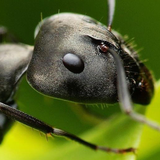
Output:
(99, 43), (109, 53)
(62, 53), (84, 73)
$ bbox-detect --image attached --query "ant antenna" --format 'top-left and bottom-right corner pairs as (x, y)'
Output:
(107, 0), (115, 31)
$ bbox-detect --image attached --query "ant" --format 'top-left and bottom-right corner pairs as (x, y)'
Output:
(0, 0), (159, 154)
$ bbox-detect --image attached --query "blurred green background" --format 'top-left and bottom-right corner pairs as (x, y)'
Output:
(0, 0), (160, 160)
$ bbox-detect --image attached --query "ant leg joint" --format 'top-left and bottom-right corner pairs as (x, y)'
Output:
(123, 109), (132, 115)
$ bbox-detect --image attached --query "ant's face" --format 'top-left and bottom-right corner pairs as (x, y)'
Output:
(27, 13), (120, 104)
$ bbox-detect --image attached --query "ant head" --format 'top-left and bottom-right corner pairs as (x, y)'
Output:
(27, 13), (120, 103)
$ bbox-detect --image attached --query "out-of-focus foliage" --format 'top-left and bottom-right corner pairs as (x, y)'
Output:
(0, 0), (160, 160)
(0, 80), (160, 160)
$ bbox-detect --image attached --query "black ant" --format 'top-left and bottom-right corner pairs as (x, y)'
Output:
(0, 0), (159, 154)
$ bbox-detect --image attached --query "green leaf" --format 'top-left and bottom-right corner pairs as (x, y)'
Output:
(138, 80), (160, 160)
(0, 80), (160, 160)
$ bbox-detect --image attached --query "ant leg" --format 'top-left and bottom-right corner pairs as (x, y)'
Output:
(108, 48), (160, 131)
(0, 102), (135, 153)
(0, 100), (17, 143)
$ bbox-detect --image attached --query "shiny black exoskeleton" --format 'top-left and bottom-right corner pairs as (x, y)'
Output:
(27, 13), (154, 105)
(0, 0), (157, 154)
